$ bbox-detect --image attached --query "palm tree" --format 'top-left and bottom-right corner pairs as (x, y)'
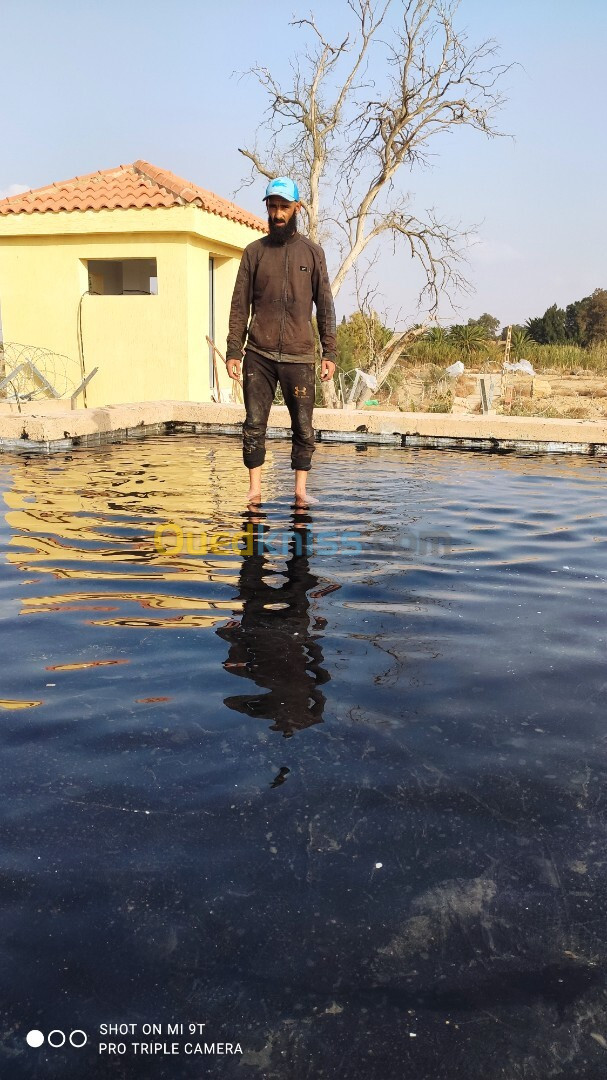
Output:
(425, 326), (447, 345)
(448, 323), (488, 360)
(511, 328), (532, 359)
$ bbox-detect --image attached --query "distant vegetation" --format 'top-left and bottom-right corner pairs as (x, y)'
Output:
(337, 288), (607, 375)
(524, 289), (607, 347)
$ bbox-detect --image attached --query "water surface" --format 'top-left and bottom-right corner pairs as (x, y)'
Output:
(1, 436), (606, 1079)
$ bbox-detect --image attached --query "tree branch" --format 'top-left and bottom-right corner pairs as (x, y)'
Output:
(238, 0), (513, 328)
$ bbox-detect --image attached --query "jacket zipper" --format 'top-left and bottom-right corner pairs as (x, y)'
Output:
(278, 243), (289, 360)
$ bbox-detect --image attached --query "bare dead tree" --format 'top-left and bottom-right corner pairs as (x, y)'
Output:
(239, 1), (390, 245)
(353, 262), (387, 365)
(240, 0), (510, 301)
(239, 0), (512, 405)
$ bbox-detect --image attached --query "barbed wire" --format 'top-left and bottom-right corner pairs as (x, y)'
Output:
(0, 342), (80, 400)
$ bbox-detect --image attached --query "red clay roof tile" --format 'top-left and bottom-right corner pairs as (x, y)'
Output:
(0, 160), (267, 231)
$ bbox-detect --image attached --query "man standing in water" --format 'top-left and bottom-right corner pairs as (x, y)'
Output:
(226, 177), (336, 506)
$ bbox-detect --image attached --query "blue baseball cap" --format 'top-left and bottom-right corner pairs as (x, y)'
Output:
(264, 177), (300, 203)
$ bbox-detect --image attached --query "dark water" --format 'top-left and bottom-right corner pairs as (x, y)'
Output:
(1, 435), (607, 1079)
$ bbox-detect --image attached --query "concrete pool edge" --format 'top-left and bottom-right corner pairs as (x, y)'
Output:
(0, 400), (606, 455)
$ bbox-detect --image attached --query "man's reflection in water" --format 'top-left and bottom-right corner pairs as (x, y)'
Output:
(216, 512), (332, 738)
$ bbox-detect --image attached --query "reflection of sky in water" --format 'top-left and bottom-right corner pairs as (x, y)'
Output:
(0, 438), (607, 1078)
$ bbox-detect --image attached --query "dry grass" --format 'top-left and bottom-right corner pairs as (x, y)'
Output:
(500, 399), (594, 420)
(407, 340), (607, 375)
(426, 392), (453, 413)
(578, 387), (607, 398)
(395, 356), (607, 418)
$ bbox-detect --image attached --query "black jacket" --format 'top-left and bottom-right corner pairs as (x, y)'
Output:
(227, 233), (336, 364)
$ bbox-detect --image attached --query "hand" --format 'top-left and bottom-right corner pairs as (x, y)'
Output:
(320, 359), (336, 382)
(226, 358), (242, 381)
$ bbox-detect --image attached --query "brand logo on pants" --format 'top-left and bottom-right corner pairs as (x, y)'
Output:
(294, 386), (308, 397)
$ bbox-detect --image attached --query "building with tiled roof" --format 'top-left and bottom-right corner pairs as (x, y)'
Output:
(0, 161), (267, 407)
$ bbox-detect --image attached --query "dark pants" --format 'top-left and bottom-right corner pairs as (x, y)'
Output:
(242, 351), (316, 471)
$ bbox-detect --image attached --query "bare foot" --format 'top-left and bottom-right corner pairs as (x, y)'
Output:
(294, 491), (319, 507)
(246, 488), (262, 506)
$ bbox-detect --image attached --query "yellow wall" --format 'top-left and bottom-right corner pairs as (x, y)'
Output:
(0, 205), (262, 407)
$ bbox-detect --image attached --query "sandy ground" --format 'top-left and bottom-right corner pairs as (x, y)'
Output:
(395, 370), (607, 420)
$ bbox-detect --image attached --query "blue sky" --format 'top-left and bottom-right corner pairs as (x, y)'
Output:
(2, 0), (605, 330)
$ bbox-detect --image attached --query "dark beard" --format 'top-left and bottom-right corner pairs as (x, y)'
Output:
(267, 213), (297, 245)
